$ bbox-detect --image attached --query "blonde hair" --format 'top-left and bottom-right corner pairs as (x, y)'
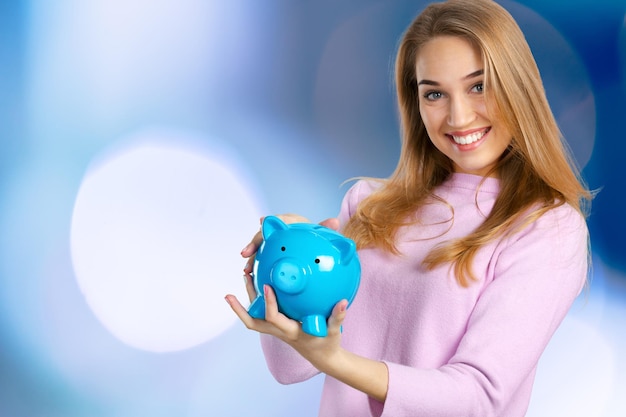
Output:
(342, 0), (592, 286)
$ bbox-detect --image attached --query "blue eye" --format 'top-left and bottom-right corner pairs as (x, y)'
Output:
(424, 91), (443, 101)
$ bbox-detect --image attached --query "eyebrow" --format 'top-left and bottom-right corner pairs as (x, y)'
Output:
(417, 69), (484, 86)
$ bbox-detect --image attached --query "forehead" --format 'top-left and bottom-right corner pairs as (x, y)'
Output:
(415, 36), (483, 81)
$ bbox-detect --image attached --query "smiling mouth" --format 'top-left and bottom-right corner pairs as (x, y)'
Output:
(449, 128), (490, 145)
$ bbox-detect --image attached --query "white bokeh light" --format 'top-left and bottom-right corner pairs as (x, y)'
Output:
(527, 317), (614, 416)
(70, 129), (261, 352)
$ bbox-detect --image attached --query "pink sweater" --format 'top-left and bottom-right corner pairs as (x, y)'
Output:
(260, 173), (589, 416)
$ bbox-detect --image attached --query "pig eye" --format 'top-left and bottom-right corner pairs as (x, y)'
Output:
(315, 258), (320, 264)
(281, 246), (286, 251)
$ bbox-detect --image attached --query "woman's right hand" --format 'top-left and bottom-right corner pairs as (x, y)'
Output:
(240, 214), (340, 302)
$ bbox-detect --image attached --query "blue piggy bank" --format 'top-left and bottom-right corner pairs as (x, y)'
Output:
(248, 216), (361, 337)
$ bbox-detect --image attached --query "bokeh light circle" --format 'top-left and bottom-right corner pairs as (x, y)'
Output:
(70, 129), (261, 352)
(502, 0), (596, 169)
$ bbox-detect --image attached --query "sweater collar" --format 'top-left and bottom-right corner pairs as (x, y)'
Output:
(444, 172), (500, 194)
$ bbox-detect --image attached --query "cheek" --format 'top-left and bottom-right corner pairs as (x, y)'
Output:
(477, 103), (489, 117)
(419, 106), (438, 135)
(497, 129), (514, 150)
(420, 108), (447, 147)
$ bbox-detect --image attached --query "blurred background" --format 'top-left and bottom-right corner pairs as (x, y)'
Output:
(0, 0), (625, 415)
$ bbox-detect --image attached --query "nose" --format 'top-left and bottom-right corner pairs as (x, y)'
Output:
(447, 95), (475, 128)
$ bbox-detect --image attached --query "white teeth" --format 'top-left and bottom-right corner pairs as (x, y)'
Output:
(452, 130), (485, 145)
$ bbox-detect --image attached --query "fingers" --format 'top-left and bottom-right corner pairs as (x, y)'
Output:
(225, 286), (301, 340)
(241, 232), (263, 260)
(243, 274), (257, 303)
(327, 299), (349, 335)
(224, 294), (261, 330)
(280, 213), (310, 224)
(319, 217), (340, 231)
(263, 285), (301, 338)
(243, 253), (256, 276)
(241, 216), (265, 277)
(225, 293), (280, 335)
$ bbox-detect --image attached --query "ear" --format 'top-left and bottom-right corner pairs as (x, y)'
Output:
(262, 215), (289, 239)
(331, 237), (357, 265)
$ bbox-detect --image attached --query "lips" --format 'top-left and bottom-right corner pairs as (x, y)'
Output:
(448, 127), (491, 145)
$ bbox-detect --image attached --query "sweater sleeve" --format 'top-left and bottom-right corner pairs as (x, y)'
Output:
(380, 204), (589, 417)
(258, 181), (368, 385)
(259, 334), (319, 384)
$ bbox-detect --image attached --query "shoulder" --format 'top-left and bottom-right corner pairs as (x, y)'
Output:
(343, 178), (384, 206)
(489, 202), (590, 299)
(497, 202), (589, 278)
(525, 202), (588, 241)
(337, 178), (384, 227)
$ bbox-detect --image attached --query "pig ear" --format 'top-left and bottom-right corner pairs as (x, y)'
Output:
(262, 215), (289, 239)
(331, 237), (357, 265)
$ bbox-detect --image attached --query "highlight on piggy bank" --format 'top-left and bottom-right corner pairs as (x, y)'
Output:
(247, 216), (361, 337)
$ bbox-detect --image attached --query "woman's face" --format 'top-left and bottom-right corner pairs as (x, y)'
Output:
(415, 35), (512, 177)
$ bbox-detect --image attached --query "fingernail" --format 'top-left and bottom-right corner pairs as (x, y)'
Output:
(243, 274), (249, 285)
(242, 243), (254, 254)
(224, 296), (232, 306)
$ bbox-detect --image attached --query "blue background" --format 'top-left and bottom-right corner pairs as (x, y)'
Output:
(1, 0), (625, 416)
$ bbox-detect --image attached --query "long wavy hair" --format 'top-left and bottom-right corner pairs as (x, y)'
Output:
(342, 0), (592, 286)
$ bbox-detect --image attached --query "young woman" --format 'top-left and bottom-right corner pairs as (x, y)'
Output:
(226, 0), (592, 415)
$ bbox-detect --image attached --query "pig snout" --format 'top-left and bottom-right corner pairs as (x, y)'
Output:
(270, 258), (308, 294)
